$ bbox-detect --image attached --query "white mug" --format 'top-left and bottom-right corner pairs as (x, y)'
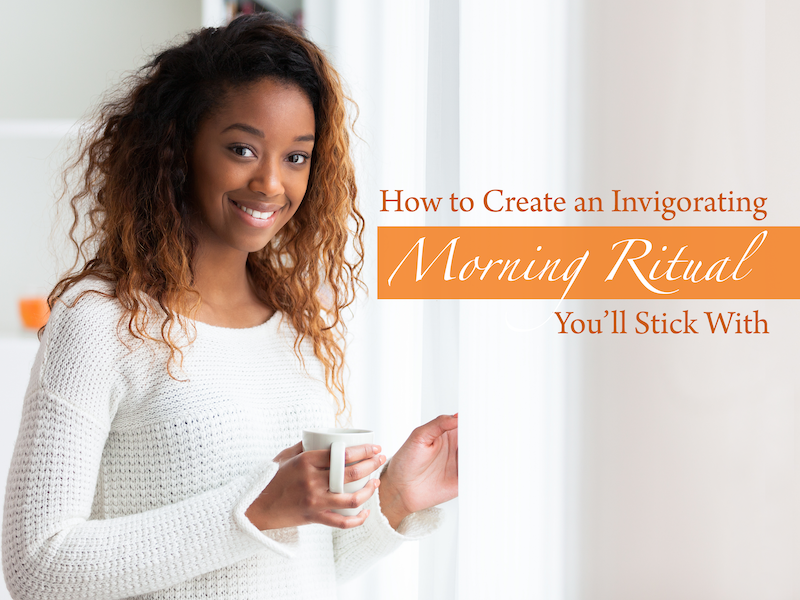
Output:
(301, 428), (375, 516)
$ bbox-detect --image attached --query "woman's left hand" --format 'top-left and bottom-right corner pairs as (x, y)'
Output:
(379, 414), (458, 530)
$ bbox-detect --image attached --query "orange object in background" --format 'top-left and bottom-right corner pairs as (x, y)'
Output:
(19, 297), (49, 329)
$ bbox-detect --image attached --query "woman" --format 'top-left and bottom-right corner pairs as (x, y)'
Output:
(2, 13), (457, 600)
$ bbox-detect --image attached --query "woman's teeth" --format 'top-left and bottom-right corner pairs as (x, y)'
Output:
(233, 201), (275, 220)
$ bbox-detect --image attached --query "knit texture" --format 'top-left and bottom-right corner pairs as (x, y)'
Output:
(3, 280), (441, 600)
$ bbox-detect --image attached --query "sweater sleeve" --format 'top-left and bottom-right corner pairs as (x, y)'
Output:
(2, 295), (293, 600)
(332, 481), (444, 582)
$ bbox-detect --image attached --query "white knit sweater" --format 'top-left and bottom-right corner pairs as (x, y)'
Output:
(2, 281), (441, 600)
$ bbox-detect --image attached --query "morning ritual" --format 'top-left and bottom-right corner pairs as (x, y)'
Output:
(383, 230), (768, 299)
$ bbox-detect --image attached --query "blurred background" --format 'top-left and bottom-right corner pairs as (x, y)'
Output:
(1, 1), (798, 599)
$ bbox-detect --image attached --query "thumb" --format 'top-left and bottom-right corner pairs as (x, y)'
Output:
(273, 441), (304, 464)
(414, 414), (459, 444)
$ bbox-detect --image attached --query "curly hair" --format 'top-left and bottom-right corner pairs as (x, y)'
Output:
(49, 13), (365, 416)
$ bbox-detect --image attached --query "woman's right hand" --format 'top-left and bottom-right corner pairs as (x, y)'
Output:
(245, 442), (386, 530)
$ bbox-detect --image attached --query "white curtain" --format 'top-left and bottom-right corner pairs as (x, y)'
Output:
(457, 1), (570, 599)
(303, 2), (800, 599)
(304, 2), (570, 599)
(305, 2), (434, 599)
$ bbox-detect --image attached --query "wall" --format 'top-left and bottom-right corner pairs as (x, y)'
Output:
(572, 1), (799, 598)
(0, 0), (201, 336)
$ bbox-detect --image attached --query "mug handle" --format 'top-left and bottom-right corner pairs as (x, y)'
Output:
(329, 441), (345, 494)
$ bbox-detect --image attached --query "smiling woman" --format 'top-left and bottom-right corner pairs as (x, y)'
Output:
(191, 82), (315, 252)
(1, 13), (457, 600)
(189, 79), (316, 326)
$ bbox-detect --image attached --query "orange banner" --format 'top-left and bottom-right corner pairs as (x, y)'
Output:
(377, 227), (800, 299)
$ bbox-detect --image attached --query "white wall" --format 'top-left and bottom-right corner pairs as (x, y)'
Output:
(0, 0), (201, 119)
(0, 0), (201, 336)
(571, 1), (799, 598)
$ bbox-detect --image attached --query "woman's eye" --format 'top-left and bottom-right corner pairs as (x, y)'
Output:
(288, 154), (308, 164)
(232, 146), (255, 158)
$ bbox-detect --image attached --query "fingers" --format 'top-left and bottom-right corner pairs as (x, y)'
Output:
(311, 478), (380, 529)
(273, 441), (303, 464)
(344, 453), (386, 483)
(343, 444), (382, 464)
(413, 414), (459, 444)
(317, 509), (371, 529)
(301, 449), (340, 468)
(300, 444), (386, 475)
(299, 447), (387, 478)
(329, 478), (380, 511)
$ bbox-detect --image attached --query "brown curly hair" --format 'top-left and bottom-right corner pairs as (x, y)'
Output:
(49, 13), (365, 416)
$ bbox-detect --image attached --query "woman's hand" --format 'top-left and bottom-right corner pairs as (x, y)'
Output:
(245, 442), (386, 530)
(379, 414), (459, 530)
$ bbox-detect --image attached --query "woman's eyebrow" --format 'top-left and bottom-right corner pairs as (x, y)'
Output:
(220, 124), (314, 143)
(222, 123), (264, 137)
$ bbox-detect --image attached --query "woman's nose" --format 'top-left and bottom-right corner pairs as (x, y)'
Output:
(249, 159), (284, 197)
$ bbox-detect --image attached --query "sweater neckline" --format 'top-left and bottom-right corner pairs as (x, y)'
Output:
(191, 310), (282, 342)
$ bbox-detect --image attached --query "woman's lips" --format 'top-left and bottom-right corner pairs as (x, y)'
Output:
(231, 199), (278, 221)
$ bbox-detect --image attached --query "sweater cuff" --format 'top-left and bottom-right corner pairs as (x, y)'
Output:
(231, 461), (298, 558)
(373, 485), (444, 540)
(332, 485), (445, 582)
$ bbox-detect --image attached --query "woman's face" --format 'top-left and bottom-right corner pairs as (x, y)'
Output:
(190, 78), (315, 258)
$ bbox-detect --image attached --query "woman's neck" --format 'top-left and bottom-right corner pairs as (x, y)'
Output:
(190, 247), (274, 328)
